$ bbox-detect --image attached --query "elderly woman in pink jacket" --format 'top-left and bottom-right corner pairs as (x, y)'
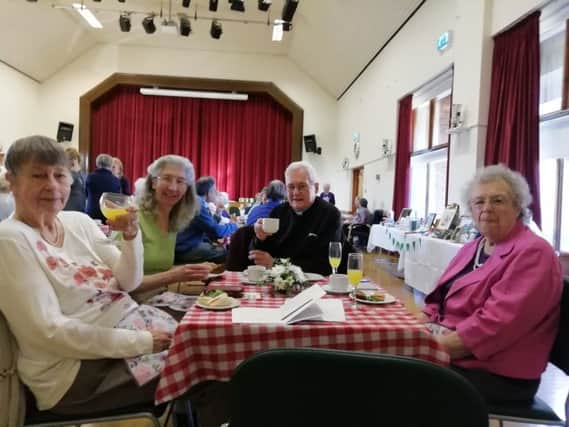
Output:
(421, 164), (562, 404)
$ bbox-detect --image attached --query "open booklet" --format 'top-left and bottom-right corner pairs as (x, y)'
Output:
(232, 285), (346, 324)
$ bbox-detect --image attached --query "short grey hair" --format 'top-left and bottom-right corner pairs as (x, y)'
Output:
(463, 164), (533, 222)
(285, 161), (318, 184)
(266, 180), (286, 201)
(5, 135), (68, 175)
(95, 154), (113, 169)
(137, 155), (199, 232)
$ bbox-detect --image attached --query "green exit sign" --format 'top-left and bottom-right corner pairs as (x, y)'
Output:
(437, 31), (451, 52)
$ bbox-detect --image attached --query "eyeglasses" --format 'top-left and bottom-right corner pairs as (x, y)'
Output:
(286, 183), (312, 193)
(156, 175), (188, 186)
(469, 195), (510, 209)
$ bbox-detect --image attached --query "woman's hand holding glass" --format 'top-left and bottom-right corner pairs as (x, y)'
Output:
(347, 252), (363, 309)
(100, 193), (138, 240)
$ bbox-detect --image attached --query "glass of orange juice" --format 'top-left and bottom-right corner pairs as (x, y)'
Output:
(347, 252), (363, 309)
(99, 192), (134, 221)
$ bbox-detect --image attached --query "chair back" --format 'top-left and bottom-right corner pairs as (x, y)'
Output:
(228, 206), (241, 217)
(549, 276), (569, 375)
(371, 209), (385, 224)
(225, 225), (255, 272)
(228, 348), (488, 427)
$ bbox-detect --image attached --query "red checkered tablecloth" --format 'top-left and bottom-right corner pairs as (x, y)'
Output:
(155, 272), (449, 404)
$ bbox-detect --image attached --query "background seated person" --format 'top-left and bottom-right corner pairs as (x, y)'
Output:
(320, 182), (335, 205)
(420, 164), (562, 404)
(0, 136), (171, 416)
(246, 179), (286, 226)
(249, 161), (347, 275)
(175, 176), (237, 264)
(134, 155), (212, 301)
(213, 191), (231, 225)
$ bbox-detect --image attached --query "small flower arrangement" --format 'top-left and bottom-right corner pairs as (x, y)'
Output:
(269, 258), (310, 296)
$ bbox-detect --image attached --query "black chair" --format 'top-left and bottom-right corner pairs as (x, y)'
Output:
(488, 276), (569, 426)
(226, 225), (255, 271)
(228, 206), (241, 217)
(227, 348), (488, 427)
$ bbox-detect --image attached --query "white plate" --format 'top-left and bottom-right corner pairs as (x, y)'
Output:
(207, 273), (225, 280)
(195, 298), (241, 311)
(323, 285), (351, 295)
(350, 292), (396, 305)
(305, 273), (325, 281)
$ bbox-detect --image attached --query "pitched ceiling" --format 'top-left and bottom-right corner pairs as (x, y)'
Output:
(1, 0), (423, 98)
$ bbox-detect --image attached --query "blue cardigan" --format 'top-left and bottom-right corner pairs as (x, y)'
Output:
(175, 197), (238, 254)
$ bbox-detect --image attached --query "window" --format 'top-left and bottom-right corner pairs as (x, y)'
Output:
(409, 69), (453, 219)
(539, 4), (569, 251)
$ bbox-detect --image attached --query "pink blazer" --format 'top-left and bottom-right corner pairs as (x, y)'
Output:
(423, 221), (562, 379)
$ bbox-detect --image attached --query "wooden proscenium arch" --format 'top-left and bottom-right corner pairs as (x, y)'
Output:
(78, 73), (304, 168)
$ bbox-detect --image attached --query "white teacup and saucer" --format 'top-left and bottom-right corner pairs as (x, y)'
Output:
(324, 274), (350, 294)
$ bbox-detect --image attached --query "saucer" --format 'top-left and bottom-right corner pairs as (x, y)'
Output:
(323, 285), (351, 294)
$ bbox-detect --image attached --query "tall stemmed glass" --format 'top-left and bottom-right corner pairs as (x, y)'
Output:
(98, 192), (135, 243)
(347, 253), (363, 309)
(328, 242), (342, 276)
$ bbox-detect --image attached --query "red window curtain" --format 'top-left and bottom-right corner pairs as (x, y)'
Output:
(90, 86), (292, 199)
(392, 94), (413, 217)
(485, 11), (541, 225)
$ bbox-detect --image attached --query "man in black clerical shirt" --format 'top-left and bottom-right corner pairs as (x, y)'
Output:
(249, 161), (348, 275)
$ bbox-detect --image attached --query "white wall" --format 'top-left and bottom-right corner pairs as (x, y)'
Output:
(34, 44), (337, 186)
(0, 62), (40, 151)
(334, 0), (545, 214)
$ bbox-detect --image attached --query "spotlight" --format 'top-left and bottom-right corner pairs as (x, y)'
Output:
(230, 0), (245, 12)
(179, 17), (191, 36)
(258, 0), (271, 11)
(118, 0), (125, 3)
(209, 0), (218, 11)
(283, 22), (292, 31)
(210, 19), (222, 39)
(119, 13), (131, 32)
(142, 15), (156, 34)
(281, 0), (298, 22)
(182, 0), (191, 7)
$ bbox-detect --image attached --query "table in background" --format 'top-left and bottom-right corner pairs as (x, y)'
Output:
(155, 272), (449, 404)
(366, 225), (421, 270)
(404, 235), (463, 294)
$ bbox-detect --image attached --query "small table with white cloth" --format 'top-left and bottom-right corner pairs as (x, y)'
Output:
(403, 235), (463, 294)
(366, 225), (421, 271)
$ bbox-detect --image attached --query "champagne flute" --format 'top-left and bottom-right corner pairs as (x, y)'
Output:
(347, 252), (363, 309)
(328, 242), (342, 276)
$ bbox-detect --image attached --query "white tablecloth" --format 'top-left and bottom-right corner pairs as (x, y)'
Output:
(404, 236), (463, 294)
(367, 225), (421, 270)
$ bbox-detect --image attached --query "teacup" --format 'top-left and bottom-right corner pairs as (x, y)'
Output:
(261, 218), (279, 234)
(328, 274), (349, 292)
(247, 265), (266, 283)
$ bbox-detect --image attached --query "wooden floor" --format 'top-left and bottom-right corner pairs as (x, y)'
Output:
(85, 252), (568, 427)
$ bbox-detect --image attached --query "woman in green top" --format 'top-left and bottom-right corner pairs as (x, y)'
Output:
(133, 155), (212, 298)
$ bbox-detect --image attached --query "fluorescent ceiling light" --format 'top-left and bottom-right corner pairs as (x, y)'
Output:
(272, 22), (283, 41)
(72, 3), (103, 29)
(140, 88), (249, 101)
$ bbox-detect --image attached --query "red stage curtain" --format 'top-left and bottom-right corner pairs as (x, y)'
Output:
(485, 11), (541, 225)
(90, 86), (292, 199)
(392, 94), (413, 217)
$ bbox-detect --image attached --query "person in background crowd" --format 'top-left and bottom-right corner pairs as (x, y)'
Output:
(0, 145), (6, 175)
(85, 153), (121, 222)
(133, 155), (211, 302)
(352, 197), (372, 225)
(175, 176), (238, 264)
(249, 161), (347, 275)
(0, 170), (14, 221)
(63, 148), (86, 212)
(213, 191), (231, 225)
(112, 157), (132, 195)
(420, 164), (562, 404)
(320, 183), (335, 205)
(245, 188), (266, 215)
(246, 180), (286, 226)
